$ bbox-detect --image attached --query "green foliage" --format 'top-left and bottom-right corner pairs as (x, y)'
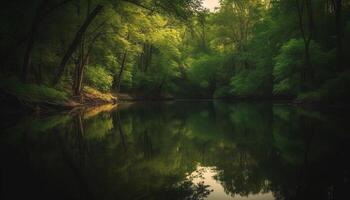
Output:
(0, 77), (68, 103)
(85, 66), (113, 92)
(297, 91), (323, 103)
(131, 27), (184, 97)
(230, 68), (270, 97)
(187, 55), (221, 96)
(1, 0), (350, 103)
(319, 71), (350, 103)
(273, 78), (297, 96)
(296, 71), (350, 103)
(273, 39), (304, 95)
(273, 39), (331, 96)
(213, 86), (231, 98)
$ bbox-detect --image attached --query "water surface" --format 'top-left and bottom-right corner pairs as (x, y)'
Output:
(1, 101), (350, 200)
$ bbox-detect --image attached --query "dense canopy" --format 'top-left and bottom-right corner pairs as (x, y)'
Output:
(1, 0), (350, 104)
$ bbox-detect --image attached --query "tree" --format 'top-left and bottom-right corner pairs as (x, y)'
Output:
(53, 4), (103, 86)
(295, 0), (315, 90)
(331, 0), (344, 71)
(21, 0), (72, 83)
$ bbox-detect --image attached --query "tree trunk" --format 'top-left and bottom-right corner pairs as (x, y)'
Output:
(20, 0), (48, 83)
(304, 40), (313, 84)
(296, 0), (314, 90)
(144, 44), (153, 72)
(113, 51), (128, 92)
(304, 0), (315, 85)
(138, 43), (153, 72)
(33, 63), (43, 85)
(334, 0), (343, 71)
(73, 38), (93, 96)
(77, 55), (89, 95)
(21, 31), (35, 83)
(140, 43), (146, 71)
(53, 4), (103, 85)
(21, 0), (73, 83)
(73, 37), (86, 96)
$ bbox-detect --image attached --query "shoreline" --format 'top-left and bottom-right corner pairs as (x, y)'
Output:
(2, 91), (349, 115)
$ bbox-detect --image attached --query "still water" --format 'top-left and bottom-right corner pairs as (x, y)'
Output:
(1, 101), (350, 200)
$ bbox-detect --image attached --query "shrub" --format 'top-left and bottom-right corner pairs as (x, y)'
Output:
(0, 77), (68, 103)
(320, 71), (350, 103)
(273, 38), (331, 96)
(230, 66), (271, 97)
(85, 65), (113, 92)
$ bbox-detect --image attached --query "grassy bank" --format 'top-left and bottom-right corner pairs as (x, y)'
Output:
(0, 77), (117, 112)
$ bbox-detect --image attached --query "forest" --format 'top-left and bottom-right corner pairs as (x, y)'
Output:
(2, 1), (350, 200)
(1, 0), (350, 107)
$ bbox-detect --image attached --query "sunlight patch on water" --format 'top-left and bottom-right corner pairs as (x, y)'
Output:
(187, 164), (274, 200)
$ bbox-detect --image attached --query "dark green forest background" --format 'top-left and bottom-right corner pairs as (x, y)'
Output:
(1, 0), (350, 105)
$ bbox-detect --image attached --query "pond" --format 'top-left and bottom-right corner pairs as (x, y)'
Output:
(1, 101), (350, 200)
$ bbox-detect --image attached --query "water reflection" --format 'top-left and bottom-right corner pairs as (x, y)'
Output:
(1, 102), (350, 200)
(189, 165), (273, 200)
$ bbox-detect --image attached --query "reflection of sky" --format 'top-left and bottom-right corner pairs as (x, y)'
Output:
(202, 0), (220, 11)
(189, 165), (275, 200)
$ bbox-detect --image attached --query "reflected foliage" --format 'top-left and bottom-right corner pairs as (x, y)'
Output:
(1, 102), (350, 199)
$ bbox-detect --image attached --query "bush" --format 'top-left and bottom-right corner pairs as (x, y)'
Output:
(273, 39), (304, 95)
(273, 78), (298, 96)
(187, 54), (222, 97)
(320, 71), (350, 103)
(213, 86), (231, 98)
(273, 39), (332, 95)
(297, 91), (323, 103)
(85, 65), (113, 92)
(296, 71), (350, 104)
(0, 77), (69, 103)
(230, 68), (270, 97)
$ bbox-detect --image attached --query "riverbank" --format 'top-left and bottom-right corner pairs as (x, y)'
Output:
(0, 78), (117, 113)
(1, 77), (348, 113)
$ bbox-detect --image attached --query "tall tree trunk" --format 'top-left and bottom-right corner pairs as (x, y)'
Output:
(113, 32), (130, 91)
(296, 0), (314, 90)
(21, 31), (35, 83)
(138, 43), (153, 72)
(140, 43), (146, 71)
(77, 55), (89, 95)
(73, 0), (101, 97)
(334, 0), (343, 71)
(113, 51), (128, 92)
(73, 37), (86, 96)
(305, 0), (315, 83)
(75, 54), (90, 96)
(20, 0), (48, 83)
(144, 44), (153, 72)
(53, 4), (103, 85)
(73, 34), (103, 97)
(33, 63), (43, 85)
